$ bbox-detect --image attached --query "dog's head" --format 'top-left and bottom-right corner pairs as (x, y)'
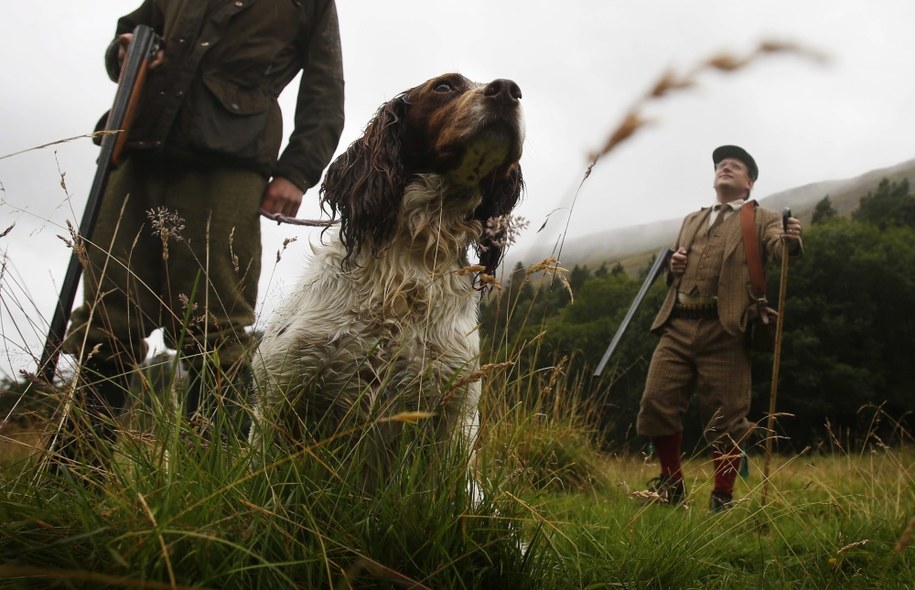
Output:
(321, 73), (525, 276)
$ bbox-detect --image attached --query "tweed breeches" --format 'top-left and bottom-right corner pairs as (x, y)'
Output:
(63, 154), (265, 370)
(637, 315), (753, 447)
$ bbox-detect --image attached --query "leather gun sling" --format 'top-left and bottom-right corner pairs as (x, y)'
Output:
(741, 201), (767, 300)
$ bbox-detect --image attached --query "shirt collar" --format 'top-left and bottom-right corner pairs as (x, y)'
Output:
(714, 198), (746, 211)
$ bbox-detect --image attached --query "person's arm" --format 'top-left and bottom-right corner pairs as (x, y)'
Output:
(272, 0), (345, 196)
(260, 177), (307, 219)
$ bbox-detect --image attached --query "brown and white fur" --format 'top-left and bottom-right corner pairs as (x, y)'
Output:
(251, 74), (524, 479)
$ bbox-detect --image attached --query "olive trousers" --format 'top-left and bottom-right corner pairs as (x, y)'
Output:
(636, 315), (754, 449)
(63, 153), (265, 376)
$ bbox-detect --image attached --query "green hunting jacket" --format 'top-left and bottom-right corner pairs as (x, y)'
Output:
(103, 0), (345, 192)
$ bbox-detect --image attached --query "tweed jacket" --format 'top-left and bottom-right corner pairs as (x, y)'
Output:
(101, 0), (345, 191)
(651, 200), (802, 336)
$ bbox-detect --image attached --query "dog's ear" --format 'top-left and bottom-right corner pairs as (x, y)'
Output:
(320, 96), (408, 262)
(474, 164), (524, 277)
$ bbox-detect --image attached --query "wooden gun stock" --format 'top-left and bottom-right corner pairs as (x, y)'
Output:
(111, 30), (160, 166)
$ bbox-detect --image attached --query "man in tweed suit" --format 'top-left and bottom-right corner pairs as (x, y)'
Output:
(636, 145), (803, 511)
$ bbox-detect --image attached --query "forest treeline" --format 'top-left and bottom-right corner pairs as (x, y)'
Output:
(480, 177), (915, 453)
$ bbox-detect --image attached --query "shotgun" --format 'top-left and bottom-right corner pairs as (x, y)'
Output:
(593, 247), (673, 377)
(38, 24), (162, 382)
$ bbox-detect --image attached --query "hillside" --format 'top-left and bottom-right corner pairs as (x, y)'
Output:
(516, 157), (915, 274)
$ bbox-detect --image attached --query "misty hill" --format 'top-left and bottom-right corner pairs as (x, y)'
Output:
(516, 157), (915, 273)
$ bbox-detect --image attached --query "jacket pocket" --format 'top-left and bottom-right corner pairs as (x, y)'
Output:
(186, 72), (281, 162)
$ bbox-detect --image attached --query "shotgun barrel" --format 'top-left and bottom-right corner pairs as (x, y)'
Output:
(593, 247), (673, 377)
(38, 25), (162, 382)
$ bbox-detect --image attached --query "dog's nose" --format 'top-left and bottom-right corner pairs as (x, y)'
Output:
(484, 79), (522, 103)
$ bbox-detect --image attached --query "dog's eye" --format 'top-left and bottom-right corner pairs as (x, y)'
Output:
(433, 82), (453, 93)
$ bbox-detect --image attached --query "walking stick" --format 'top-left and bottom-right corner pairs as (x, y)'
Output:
(36, 25), (161, 382)
(761, 207), (792, 507)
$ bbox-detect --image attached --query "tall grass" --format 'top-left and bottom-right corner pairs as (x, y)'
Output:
(0, 382), (534, 588)
(1, 256), (914, 589)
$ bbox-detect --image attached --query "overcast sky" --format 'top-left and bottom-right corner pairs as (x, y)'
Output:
(2, 1), (914, 378)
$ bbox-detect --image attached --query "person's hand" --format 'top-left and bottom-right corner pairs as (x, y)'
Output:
(116, 32), (165, 69)
(670, 247), (688, 274)
(259, 177), (305, 219)
(782, 217), (803, 242)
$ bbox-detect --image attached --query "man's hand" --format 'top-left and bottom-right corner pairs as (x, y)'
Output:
(670, 247), (688, 274)
(782, 217), (803, 242)
(117, 32), (165, 69)
(259, 177), (305, 219)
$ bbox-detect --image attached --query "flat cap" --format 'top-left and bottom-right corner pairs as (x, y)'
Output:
(713, 145), (758, 181)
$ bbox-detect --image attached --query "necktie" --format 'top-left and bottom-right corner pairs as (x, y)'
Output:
(709, 205), (728, 232)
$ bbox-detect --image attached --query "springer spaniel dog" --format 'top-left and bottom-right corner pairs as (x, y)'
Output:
(251, 73), (524, 480)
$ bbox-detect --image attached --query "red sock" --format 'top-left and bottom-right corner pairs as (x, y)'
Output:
(652, 432), (683, 482)
(713, 448), (742, 494)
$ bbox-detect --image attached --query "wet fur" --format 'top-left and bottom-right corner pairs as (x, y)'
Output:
(252, 74), (524, 477)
